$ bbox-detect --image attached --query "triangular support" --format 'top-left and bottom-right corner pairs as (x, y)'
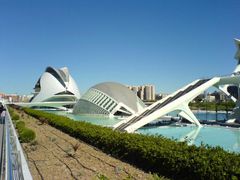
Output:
(178, 103), (202, 127)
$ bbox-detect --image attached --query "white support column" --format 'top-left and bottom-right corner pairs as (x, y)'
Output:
(218, 85), (237, 102)
(178, 104), (202, 127)
(179, 111), (195, 124)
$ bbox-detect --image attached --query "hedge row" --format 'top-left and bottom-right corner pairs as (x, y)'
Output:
(15, 120), (36, 143)
(23, 108), (240, 180)
(8, 107), (20, 121)
(8, 106), (36, 143)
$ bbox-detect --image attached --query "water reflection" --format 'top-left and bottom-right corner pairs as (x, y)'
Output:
(138, 125), (240, 153)
(179, 126), (202, 145)
(232, 129), (240, 152)
(177, 126), (240, 152)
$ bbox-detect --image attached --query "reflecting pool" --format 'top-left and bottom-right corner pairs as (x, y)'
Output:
(49, 111), (121, 126)
(48, 111), (240, 153)
(137, 126), (240, 153)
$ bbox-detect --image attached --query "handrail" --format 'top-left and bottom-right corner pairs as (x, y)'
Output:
(0, 106), (6, 179)
(2, 104), (32, 180)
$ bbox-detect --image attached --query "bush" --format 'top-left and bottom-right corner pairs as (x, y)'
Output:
(7, 106), (20, 121)
(23, 108), (240, 180)
(7, 106), (14, 116)
(19, 128), (36, 143)
(12, 114), (20, 120)
(15, 120), (35, 143)
(7, 106), (36, 143)
(16, 121), (25, 131)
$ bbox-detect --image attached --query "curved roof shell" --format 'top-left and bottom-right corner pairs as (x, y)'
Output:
(92, 82), (144, 112)
(30, 66), (80, 103)
(73, 82), (145, 116)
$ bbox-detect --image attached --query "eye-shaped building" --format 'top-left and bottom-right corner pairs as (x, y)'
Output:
(73, 82), (145, 117)
(30, 66), (80, 108)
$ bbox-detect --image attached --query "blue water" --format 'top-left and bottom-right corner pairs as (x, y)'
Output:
(168, 110), (228, 121)
(49, 111), (120, 126)
(137, 126), (240, 153)
(49, 111), (239, 153)
(194, 111), (228, 121)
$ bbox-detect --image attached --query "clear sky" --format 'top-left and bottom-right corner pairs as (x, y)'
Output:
(0, 0), (240, 95)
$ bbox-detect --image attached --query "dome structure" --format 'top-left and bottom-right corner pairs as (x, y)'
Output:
(73, 82), (145, 117)
(30, 66), (80, 109)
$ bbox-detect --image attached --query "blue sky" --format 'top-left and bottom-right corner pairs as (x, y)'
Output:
(0, 0), (239, 95)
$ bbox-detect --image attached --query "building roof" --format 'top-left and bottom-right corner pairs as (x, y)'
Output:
(235, 38), (240, 60)
(92, 82), (145, 112)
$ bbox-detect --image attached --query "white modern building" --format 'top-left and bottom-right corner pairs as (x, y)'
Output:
(29, 66), (80, 109)
(73, 82), (145, 117)
(114, 38), (240, 132)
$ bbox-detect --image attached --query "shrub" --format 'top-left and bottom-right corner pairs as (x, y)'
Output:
(7, 106), (20, 121)
(7, 106), (14, 116)
(16, 121), (25, 133)
(23, 108), (240, 180)
(15, 120), (35, 143)
(19, 128), (36, 143)
(7, 106), (36, 143)
(12, 114), (20, 120)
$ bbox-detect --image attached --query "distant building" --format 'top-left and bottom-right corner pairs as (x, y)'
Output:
(206, 93), (215, 102)
(151, 85), (155, 101)
(0, 92), (35, 103)
(127, 84), (156, 101)
(219, 92), (228, 102)
(19, 95), (32, 102)
(0, 92), (4, 101)
(3, 94), (19, 103)
(137, 86), (145, 100)
(144, 85), (152, 101)
(209, 91), (229, 102)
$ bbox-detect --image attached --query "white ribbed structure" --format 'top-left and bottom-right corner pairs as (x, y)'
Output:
(29, 66), (80, 109)
(73, 82), (145, 117)
(114, 38), (240, 132)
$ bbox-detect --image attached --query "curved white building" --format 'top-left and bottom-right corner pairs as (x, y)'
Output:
(73, 82), (145, 117)
(30, 66), (80, 109)
(114, 38), (240, 132)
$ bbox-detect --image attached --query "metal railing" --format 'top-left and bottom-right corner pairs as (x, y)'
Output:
(0, 103), (32, 180)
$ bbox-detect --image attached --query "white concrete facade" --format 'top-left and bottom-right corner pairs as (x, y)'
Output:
(114, 38), (240, 133)
(73, 82), (145, 117)
(29, 66), (80, 109)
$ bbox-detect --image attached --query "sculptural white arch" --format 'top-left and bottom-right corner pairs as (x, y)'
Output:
(114, 39), (240, 133)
